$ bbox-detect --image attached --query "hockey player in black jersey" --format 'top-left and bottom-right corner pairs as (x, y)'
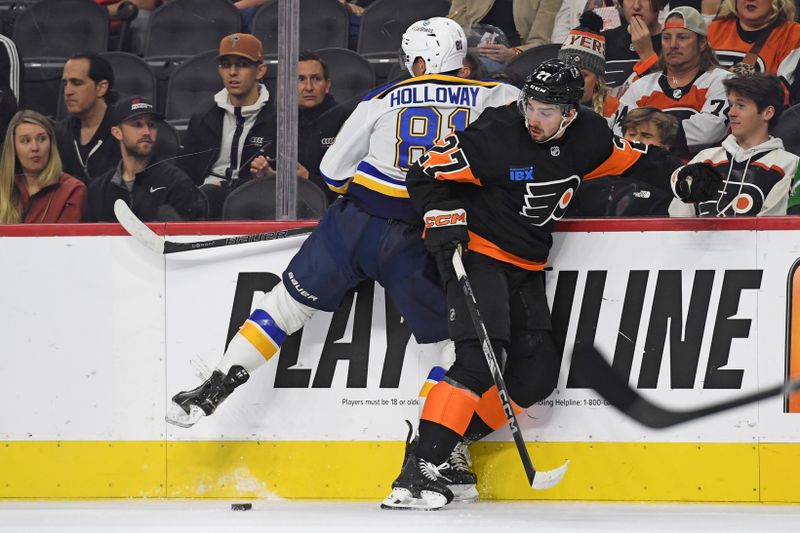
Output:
(381, 59), (720, 511)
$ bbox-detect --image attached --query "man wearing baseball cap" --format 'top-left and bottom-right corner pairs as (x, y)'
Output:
(178, 32), (277, 219)
(610, 6), (733, 160)
(86, 95), (203, 222)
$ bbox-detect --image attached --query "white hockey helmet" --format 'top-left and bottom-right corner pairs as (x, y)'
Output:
(400, 17), (467, 76)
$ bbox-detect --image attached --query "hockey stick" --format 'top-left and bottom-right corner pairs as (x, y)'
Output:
(451, 247), (569, 490)
(113, 199), (314, 254)
(571, 343), (800, 428)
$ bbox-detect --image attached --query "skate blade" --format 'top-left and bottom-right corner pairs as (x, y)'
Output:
(449, 484), (479, 503)
(380, 488), (448, 511)
(165, 401), (205, 428)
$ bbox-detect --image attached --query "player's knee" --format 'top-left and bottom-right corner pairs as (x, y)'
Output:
(506, 331), (560, 408)
(446, 339), (506, 396)
(253, 282), (317, 334)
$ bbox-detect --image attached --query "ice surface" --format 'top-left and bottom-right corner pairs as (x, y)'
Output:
(1, 500), (800, 532)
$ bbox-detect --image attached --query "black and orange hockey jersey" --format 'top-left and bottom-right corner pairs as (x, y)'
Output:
(406, 105), (682, 269)
(708, 18), (800, 99)
(610, 68), (733, 159)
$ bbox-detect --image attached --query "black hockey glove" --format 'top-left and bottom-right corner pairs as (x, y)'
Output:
(423, 201), (469, 286)
(674, 163), (723, 203)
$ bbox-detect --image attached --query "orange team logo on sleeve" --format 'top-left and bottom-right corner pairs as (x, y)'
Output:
(419, 134), (481, 185)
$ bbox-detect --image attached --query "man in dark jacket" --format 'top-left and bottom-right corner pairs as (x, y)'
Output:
(178, 33), (277, 218)
(86, 96), (203, 222)
(55, 53), (120, 184)
(296, 51), (349, 203)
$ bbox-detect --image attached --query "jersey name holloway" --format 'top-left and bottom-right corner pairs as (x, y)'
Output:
(389, 85), (479, 108)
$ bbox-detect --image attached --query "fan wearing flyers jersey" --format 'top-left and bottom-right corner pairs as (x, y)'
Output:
(610, 6), (733, 161)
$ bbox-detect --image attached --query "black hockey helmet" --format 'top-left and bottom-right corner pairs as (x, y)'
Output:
(517, 58), (584, 113)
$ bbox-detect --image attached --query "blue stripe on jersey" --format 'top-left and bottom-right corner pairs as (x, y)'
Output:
(248, 308), (287, 346)
(356, 161), (406, 187)
(426, 366), (447, 382)
(321, 170), (349, 189)
(346, 181), (419, 222)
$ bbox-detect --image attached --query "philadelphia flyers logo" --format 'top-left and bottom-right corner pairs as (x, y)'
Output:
(519, 175), (581, 226)
(696, 162), (784, 216)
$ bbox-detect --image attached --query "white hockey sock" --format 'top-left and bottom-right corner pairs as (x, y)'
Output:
(217, 282), (317, 374)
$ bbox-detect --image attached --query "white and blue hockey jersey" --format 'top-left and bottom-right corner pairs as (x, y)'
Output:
(319, 74), (519, 221)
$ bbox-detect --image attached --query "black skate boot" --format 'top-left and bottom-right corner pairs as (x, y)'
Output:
(400, 420), (478, 503)
(381, 454), (454, 511)
(165, 365), (250, 428)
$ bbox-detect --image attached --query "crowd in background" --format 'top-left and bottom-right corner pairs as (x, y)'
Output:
(1, 0), (799, 224)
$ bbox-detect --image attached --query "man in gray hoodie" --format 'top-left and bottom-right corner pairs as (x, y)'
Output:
(178, 33), (277, 218)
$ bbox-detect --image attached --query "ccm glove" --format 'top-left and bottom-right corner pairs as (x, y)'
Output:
(423, 202), (469, 285)
(674, 163), (723, 202)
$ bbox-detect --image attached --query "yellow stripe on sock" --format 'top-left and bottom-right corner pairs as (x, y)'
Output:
(418, 380), (437, 398)
(238, 320), (280, 361)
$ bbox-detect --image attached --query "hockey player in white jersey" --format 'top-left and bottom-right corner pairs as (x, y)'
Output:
(164, 17), (519, 498)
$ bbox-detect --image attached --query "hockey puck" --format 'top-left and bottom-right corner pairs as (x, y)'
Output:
(231, 503), (252, 511)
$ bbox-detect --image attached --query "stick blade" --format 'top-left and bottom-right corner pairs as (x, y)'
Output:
(114, 199), (165, 254)
(531, 459), (569, 490)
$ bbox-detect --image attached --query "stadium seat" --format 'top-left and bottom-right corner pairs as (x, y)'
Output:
(315, 47), (375, 111)
(251, 0), (349, 55)
(154, 119), (182, 163)
(501, 43), (561, 88)
(221, 176), (329, 220)
(164, 49), (223, 121)
(56, 52), (157, 120)
(12, 0), (108, 116)
(143, 0), (241, 59)
(774, 103), (800, 157)
(356, 0), (450, 85)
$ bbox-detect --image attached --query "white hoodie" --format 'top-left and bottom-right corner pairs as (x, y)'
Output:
(669, 134), (800, 217)
(205, 84), (270, 185)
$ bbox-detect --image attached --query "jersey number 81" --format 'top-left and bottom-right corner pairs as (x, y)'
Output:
(395, 107), (470, 171)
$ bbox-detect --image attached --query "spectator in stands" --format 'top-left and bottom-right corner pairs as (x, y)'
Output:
(620, 106), (679, 148)
(558, 12), (619, 118)
(669, 73), (800, 216)
(96, 0), (160, 53)
(708, 0), (800, 103)
(178, 33), (277, 219)
(55, 53), (120, 184)
(568, 107), (681, 216)
(552, 0), (622, 45)
(86, 96), (202, 222)
(251, 51), (348, 204)
(610, 7), (733, 160)
(336, 0), (377, 49)
(449, 0), (562, 65)
(602, 0), (666, 91)
(0, 34), (20, 104)
(0, 110), (86, 224)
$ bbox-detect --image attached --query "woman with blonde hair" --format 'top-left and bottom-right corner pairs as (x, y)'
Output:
(0, 110), (86, 223)
(708, 0), (800, 102)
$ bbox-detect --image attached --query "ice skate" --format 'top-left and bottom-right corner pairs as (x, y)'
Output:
(166, 365), (250, 428)
(446, 440), (479, 502)
(381, 454), (454, 511)
(400, 421), (478, 503)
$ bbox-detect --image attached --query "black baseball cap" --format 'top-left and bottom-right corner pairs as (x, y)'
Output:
(113, 96), (164, 125)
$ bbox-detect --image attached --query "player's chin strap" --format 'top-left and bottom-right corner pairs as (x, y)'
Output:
(534, 112), (577, 144)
